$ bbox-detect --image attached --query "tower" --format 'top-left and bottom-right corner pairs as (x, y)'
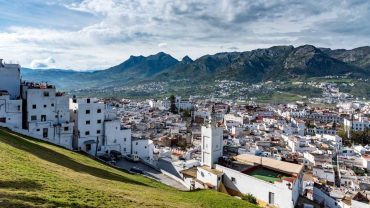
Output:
(201, 106), (223, 167)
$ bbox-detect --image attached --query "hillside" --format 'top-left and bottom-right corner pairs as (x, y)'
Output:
(20, 45), (370, 98)
(0, 128), (257, 208)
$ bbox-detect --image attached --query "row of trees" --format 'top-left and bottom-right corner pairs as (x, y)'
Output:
(338, 127), (370, 146)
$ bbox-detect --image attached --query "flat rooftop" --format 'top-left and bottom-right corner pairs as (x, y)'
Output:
(234, 154), (303, 176)
(244, 166), (290, 183)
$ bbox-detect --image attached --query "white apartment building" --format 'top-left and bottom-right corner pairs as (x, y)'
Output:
(0, 59), (21, 99)
(132, 138), (154, 162)
(0, 60), (22, 129)
(344, 116), (370, 132)
(70, 97), (105, 155)
(21, 82), (74, 149)
(0, 91), (22, 129)
(103, 119), (131, 155)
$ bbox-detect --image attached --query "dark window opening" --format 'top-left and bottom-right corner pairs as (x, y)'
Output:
(43, 128), (48, 138)
(86, 144), (91, 151)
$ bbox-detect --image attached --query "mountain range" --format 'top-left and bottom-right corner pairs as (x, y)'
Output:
(22, 45), (370, 93)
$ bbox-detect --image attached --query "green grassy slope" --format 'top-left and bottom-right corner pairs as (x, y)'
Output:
(0, 128), (257, 208)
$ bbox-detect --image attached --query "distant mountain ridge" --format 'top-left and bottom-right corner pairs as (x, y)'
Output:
(21, 45), (370, 91)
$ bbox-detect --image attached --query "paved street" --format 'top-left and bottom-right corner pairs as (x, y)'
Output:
(116, 159), (188, 191)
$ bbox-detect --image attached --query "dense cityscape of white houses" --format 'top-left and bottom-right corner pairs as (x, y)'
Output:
(1, 59), (370, 208)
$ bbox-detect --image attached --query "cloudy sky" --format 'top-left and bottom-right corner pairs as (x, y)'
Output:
(0, 0), (369, 70)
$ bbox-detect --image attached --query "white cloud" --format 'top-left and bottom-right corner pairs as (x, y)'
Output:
(0, 0), (369, 70)
(158, 42), (168, 48)
(30, 57), (56, 68)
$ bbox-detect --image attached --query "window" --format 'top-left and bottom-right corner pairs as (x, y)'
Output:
(64, 127), (69, 131)
(269, 192), (275, 205)
(31, 115), (37, 121)
(41, 115), (46, 121)
(87, 98), (90, 103)
(123, 148), (126, 152)
(73, 99), (77, 103)
(86, 120), (91, 125)
(86, 144), (91, 151)
(124, 138), (126, 142)
(85, 131), (90, 136)
(43, 128), (48, 138)
(97, 109), (102, 113)
(43, 104), (47, 108)
(97, 119), (102, 124)
(231, 177), (236, 183)
(32, 104), (36, 109)
(51, 103), (54, 107)
(86, 110), (90, 114)
(97, 130), (101, 134)
(113, 139), (117, 143)
(17, 105), (20, 111)
(36, 129), (40, 132)
(145, 146), (147, 149)
(136, 142), (138, 145)
(43, 92), (49, 97)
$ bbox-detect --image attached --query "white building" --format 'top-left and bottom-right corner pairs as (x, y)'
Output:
(0, 91), (22, 129)
(201, 120), (223, 168)
(102, 119), (131, 155)
(132, 138), (154, 162)
(21, 82), (74, 149)
(70, 97), (105, 155)
(0, 59), (21, 99)
(216, 154), (303, 208)
(344, 117), (370, 134)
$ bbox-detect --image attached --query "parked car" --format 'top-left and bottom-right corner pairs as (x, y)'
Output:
(130, 167), (144, 174)
(124, 154), (140, 162)
(110, 150), (122, 160)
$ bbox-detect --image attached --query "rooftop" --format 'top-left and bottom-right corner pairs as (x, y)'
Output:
(244, 166), (290, 183)
(234, 154), (303, 176)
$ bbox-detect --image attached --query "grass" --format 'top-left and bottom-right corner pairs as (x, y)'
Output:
(247, 167), (289, 183)
(0, 127), (258, 208)
(255, 91), (307, 104)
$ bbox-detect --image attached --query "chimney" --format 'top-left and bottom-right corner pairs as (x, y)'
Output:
(0, 59), (3, 67)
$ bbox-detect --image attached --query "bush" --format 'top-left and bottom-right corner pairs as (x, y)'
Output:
(241, 194), (257, 204)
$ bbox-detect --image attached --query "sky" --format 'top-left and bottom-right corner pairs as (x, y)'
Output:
(0, 0), (369, 70)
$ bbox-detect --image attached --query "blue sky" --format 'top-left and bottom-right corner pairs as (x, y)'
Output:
(0, 0), (369, 70)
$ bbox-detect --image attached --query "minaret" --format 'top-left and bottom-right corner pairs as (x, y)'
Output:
(201, 105), (223, 168)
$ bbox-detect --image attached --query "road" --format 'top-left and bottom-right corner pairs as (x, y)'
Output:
(116, 159), (188, 191)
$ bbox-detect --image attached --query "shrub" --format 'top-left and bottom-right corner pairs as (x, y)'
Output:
(241, 194), (257, 204)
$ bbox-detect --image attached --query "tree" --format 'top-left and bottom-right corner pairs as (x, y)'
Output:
(169, 95), (177, 114)
(241, 194), (257, 204)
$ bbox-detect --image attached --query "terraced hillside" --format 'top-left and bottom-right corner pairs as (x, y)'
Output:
(0, 128), (257, 208)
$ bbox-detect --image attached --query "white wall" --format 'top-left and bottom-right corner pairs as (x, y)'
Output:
(216, 164), (298, 208)
(0, 63), (20, 99)
(70, 98), (104, 154)
(0, 94), (22, 129)
(196, 166), (222, 189)
(132, 139), (154, 161)
(26, 88), (73, 149)
(201, 125), (223, 167)
(103, 120), (131, 155)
